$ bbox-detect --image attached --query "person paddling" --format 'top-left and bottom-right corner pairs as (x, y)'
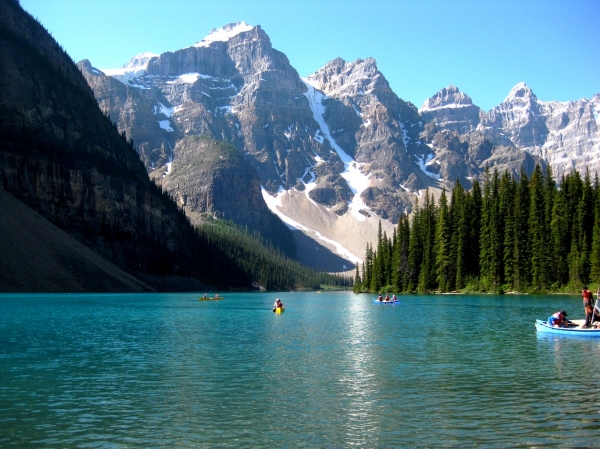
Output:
(273, 298), (284, 312)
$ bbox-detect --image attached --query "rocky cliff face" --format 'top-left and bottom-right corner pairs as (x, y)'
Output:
(418, 85), (542, 185)
(419, 85), (483, 134)
(482, 83), (600, 179)
(305, 57), (432, 219)
(420, 83), (600, 181)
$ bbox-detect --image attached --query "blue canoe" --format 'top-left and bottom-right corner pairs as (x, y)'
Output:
(373, 298), (400, 304)
(535, 319), (600, 336)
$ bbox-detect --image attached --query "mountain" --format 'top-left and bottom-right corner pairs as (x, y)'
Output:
(79, 22), (600, 270)
(78, 23), (437, 269)
(482, 83), (600, 179)
(0, 1), (289, 292)
(420, 83), (600, 181)
(418, 85), (541, 184)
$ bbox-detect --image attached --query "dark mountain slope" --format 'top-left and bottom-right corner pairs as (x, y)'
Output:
(0, 186), (157, 292)
(0, 0), (248, 291)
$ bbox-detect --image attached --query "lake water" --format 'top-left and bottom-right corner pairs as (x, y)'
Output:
(2, 291), (600, 448)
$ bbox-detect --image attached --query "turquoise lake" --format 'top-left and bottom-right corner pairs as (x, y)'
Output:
(2, 291), (600, 448)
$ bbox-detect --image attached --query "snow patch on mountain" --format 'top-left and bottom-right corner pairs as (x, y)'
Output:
(302, 78), (371, 221)
(158, 120), (173, 132)
(101, 52), (157, 84)
(154, 102), (174, 117)
(167, 73), (201, 84)
(261, 187), (362, 264)
(417, 154), (441, 180)
(194, 22), (254, 48)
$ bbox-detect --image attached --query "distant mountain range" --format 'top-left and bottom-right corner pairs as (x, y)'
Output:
(77, 21), (599, 270)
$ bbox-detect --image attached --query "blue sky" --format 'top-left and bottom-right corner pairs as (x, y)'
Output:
(19, 0), (600, 111)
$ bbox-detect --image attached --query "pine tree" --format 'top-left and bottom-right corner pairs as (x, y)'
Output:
(550, 187), (569, 286)
(467, 180), (482, 280)
(479, 168), (501, 292)
(500, 172), (516, 289)
(513, 167), (530, 291)
(421, 190), (438, 291)
(363, 243), (373, 290)
(353, 264), (362, 292)
(407, 198), (423, 292)
(435, 189), (452, 292)
(391, 214), (409, 292)
(450, 180), (467, 290)
(529, 164), (547, 291)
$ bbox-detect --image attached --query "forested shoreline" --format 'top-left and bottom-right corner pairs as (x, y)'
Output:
(194, 216), (351, 290)
(354, 164), (600, 294)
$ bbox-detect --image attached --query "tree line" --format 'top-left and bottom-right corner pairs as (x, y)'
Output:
(195, 216), (351, 290)
(354, 164), (600, 294)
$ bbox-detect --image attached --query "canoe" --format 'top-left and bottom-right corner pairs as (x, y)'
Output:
(373, 298), (400, 304)
(199, 296), (224, 301)
(274, 307), (285, 314)
(535, 319), (600, 336)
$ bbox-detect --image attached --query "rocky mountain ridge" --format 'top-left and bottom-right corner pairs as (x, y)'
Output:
(421, 82), (600, 181)
(79, 22), (599, 269)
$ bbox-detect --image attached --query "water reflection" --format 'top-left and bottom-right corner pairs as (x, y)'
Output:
(336, 298), (379, 446)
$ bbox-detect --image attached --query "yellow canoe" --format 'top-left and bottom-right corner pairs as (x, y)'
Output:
(274, 307), (285, 314)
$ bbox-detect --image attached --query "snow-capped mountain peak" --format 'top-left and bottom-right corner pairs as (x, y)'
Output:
(194, 22), (254, 48)
(101, 52), (158, 84)
(122, 52), (158, 70)
(504, 82), (536, 101)
(307, 57), (381, 98)
(419, 85), (474, 111)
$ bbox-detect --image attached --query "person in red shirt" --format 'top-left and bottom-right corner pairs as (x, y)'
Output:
(582, 286), (594, 327)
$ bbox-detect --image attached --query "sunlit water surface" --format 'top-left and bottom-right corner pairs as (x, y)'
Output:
(2, 292), (600, 448)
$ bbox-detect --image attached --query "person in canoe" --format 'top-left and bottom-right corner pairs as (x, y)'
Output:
(385, 294), (390, 302)
(273, 298), (284, 312)
(392, 294), (397, 302)
(378, 294), (383, 302)
(587, 289), (600, 328)
(548, 310), (572, 328)
(582, 286), (594, 326)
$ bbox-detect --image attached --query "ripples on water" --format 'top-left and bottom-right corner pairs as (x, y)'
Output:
(2, 292), (600, 448)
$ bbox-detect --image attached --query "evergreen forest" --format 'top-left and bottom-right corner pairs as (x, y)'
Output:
(354, 164), (600, 294)
(194, 216), (351, 291)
